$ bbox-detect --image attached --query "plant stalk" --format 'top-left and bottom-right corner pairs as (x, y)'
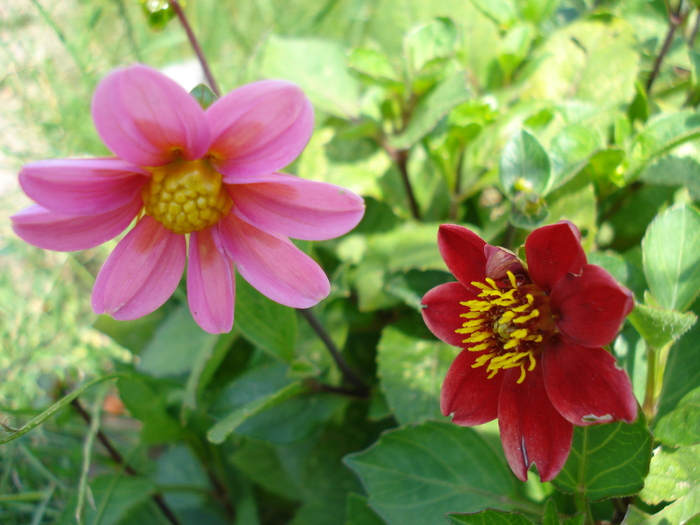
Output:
(647, 0), (686, 94)
(169, 0), (221, 96)
(70, 399), (183, 525)
(298, 309), (370, 397)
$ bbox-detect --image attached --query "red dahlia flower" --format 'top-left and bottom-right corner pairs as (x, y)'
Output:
(421, 221), (637, 482)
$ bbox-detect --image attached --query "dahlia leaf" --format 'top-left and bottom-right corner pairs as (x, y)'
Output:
(639, 444), (700, 505)
(628, 303), (697, 349)
(623, 492), (700, 524)
(404, 18), (458, 74)
(138, 304), (219, 377)
(207, 380), (307, 444)
(390, 72), (473, 149)
(344, 422), (529, 525)
(190, 83), (217, 110)
(446, 509), (536, 524)
(657, 301), (700, 419)
(261, 35), (360, 119)
(377, 325), (459, 424)
(234, 273), (297, 362)
(346, 493), (387, 525)
(643, 204), (700, 312)
(551, 413), (652, 500)
(500, 129), (551, 198)
(655, 387), (700, 446)
(347, 48), (401, 83)
(628, 111), (700, 181)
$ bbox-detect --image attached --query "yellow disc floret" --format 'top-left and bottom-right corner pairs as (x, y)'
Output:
(142, 159), (232, 235)
(455, 271), (556, 384)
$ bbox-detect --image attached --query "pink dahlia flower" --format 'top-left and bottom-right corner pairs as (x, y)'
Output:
(12, 64), (365, 334)
(421, 221), (637, 482)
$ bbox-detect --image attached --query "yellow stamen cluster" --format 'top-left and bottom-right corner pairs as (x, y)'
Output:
(142, 159), (232, 235)
(456, 271), (550, 384)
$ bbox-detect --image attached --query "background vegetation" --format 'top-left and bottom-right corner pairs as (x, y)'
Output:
(3, 0), (700, 523)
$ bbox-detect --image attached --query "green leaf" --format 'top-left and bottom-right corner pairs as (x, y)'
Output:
(377, 326), (459, 424)
(230, 439), (303, 501)
(81, 476), (157, 525)
(517, 0), (560, 24)
(138, 304), (219, 377)
(347, 48), (400, 83)
(658, 300), (700, 419)
(468, 0), (517, 27)
(447, 509), (536, 524)
(390, 72), (473, 149)
(640, 444), (700, 504)
(344, 421), (528, 525)
(500, 130), (551, 198)
(640, 156), (700, 201)
(94, 308), (170, 354)
(0, 373), (122, 445)
(405, 18), (458, 74)
(189, 83), (218, 109)
(118, 375), (184, 445)
(655, 387), (700, 446)
(628, 303), (697, 349)
(521, 17), (638, 107)
(207, 380), (307, 444)
(642, 204), (700, 312)
(346, 493), (387, 525)
(551, 414), (652, 500)
(261, 35), (360, 118)
(549, 125), (604, 189)
(624, 487), (700, 524)
(235, 273), (297, 361)
(628, 111), (700, 180)
(181, 330), (237, 420)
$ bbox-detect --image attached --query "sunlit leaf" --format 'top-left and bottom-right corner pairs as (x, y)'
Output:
(628, 303), (697, 349)
(500, 130), (551, 198)
(642, 204), (700, 312)
(640, 444), (700, 504)
(655, 387), (700, 446)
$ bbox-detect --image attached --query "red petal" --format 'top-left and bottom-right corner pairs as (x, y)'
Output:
(421, 282), (476, 347)
(498, 366), (573, 482)
(437, 224), (487, 293)
(441, 348), (502, 425)
(484, 245), (527, 285)
(525, 221), (586, 294)
(550, 264), (634, 348)
(542, 338), (638, 426)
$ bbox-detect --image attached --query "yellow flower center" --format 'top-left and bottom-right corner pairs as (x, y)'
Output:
(142, 159), (232, 235)
(456, 271), (556, 384)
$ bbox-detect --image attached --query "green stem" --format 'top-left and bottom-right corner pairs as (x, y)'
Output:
(643, 345), (658, 421)
(575, 491), (595, 525)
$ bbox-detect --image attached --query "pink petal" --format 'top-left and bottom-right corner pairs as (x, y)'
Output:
(218, 213), (329, 308)
(228, 173), (365, 240)
(441, 348), (503, 425)
(187, 227), (234, 334)
(542, 338), (638, 426)
(437, 225), (487, 293)
(525, 221), (587, 294)
(92, 216), (186, 320)
(11, 197), (141, 252)
(92, 64), (210, 167)
(19, 158), (148, 215)
(421, 282), (476, 348)
(207, 80), (314, 179)
(498, 366), (573, 482)
(550, 264), (634, 348)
